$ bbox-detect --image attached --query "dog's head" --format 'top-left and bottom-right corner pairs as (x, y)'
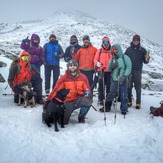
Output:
(54, 88), (70, 102)
(19, 82), (32, 92)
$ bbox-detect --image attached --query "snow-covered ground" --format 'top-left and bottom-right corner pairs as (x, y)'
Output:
(0, 56), (163, 163)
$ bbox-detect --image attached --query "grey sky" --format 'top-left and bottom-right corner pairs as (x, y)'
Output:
(0, 0), (163, 46)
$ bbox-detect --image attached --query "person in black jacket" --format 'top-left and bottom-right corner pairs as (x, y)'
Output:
(64, 35), (81, 62)
(125, 35), (150, 109)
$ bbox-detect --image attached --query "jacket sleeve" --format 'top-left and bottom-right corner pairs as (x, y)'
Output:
(73, 49), (80, 61)
(142, 48), (149, 64)
(94, 50), (100, 66)
(8, 65), (18, 88)
(64, 47), (70, 62)
(58, 45), (64, 58)
(123, 55), (132, 77)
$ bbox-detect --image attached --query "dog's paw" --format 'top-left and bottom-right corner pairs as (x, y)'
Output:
(61, 125), (65, 128)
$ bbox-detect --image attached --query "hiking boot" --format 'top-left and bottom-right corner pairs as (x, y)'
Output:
(78, 115), (85, 123)
(37, 99), (45, 105)
(128, 102), (132, 107)
(45, 89), (50, 95)
(121, 110), (127, 115)
(99, 107), (110, 112)
(136, 103), (141, 109)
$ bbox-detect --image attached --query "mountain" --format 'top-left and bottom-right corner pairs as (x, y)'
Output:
(0, 10), (163, 79)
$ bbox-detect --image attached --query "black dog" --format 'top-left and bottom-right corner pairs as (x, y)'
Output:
(42, 88), (70, 132)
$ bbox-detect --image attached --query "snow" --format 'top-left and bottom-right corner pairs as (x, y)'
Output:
(0, 10), (163, 163)
(0, 56), (163, 163)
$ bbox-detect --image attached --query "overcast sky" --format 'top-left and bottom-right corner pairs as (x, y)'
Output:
(0, 0), (163, 46)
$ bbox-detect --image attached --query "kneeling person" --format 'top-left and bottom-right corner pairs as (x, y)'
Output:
(46, 59), (92, 124)
(8, 51), (44, 105)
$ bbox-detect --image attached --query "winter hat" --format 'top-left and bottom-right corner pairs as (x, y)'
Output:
(70, 35), (77, 40)
(83, 35), (90, 41)
(133, 35), (140, 41)
(49, 34), (56, 39)
(102, 36), (111, 50)
(67, 59), (78, 68)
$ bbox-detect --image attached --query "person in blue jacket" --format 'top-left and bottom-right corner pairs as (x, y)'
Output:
(43, 34), (64, 94)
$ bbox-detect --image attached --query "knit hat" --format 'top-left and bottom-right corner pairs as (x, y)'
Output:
(70, 35), (77, 40)
(49, 34), (56, 39)
(133, 35), (140, 41)
(83, 35), (90, 41)
(67, 59), (78, 68)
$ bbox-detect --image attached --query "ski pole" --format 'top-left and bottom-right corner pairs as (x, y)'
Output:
(102, 69), (106, 126)
(2, 93), (14, 96)
(4, 84), (8, 90)
(91, 105), (97, 111)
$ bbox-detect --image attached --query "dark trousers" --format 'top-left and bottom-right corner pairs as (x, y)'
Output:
(128, 70), (142, 104)
(106, 79), (128, 112)
(45, 65), (60, 91)
(98, 72), (111, 101)
(80, 70), (94, 88)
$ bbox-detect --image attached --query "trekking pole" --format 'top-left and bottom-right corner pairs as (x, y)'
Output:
(114, 67), (121, 124)
(121, 84), (126, 119)
(102, 68), (106, 126)
(4, 84), (8, 90)
(2, 93), (14, 96)
(91, 105), (97, 111)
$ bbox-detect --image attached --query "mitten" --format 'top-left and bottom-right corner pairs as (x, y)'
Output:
(22, 36), (30, 44)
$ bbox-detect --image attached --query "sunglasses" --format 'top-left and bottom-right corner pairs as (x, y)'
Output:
(69, 64), (77, 67)
(133, 39), (140, 42)
(22, 55), (30, 61)
(103, 40), (109, 45)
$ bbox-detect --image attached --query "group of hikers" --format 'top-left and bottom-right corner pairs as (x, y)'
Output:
(8, 33), (154, 124)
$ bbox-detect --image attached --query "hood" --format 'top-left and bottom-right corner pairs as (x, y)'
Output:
(111, 44), (123, 58)
(19, 51), (31, 66)
(31, 33), (40, 45)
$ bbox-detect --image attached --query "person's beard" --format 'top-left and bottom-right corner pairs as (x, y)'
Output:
(69, 69), (77, 77)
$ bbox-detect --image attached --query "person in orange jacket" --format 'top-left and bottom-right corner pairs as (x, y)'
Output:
(94, 36), (112, 105)
(45, 59), (92, 124)
(8, 51), (44, 104)
(73, 35), (97, 88)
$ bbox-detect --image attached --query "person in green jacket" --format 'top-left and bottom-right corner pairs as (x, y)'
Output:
(99, 44), (132, 115)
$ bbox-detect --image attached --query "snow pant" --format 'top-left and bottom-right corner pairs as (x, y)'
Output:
(63, 96), (92, 124)
(128, 70), (142, 104)
(14, 73), (43, 103)
(106, 78), (128, 112)
(80, 70), (94, 89)
(98, 72), (111, 101)
(45, 65), (60, 91)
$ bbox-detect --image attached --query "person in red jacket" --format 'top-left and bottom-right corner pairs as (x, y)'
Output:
(94, 36), (112, 105)
(73, 35), (97, 88)
(46, 59), (92, 124)
(8, 51), (44, 104)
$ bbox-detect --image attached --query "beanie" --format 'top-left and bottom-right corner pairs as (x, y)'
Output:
(49, 34), (56, 39)
(133, 35), (140, 41)
(83, 35), (90, 41)
(67, 59), (78, 68)
(70, 35), (77, 40)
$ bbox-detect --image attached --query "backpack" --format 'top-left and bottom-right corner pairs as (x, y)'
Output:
(9, 59), (21, 75)
(150, 106), (163, 117)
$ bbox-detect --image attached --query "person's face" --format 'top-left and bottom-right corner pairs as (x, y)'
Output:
(68, 64), (78, 73)
(83, 39), (90, 46)
(50, 37), (56, 42)
(33, 38), (39, 43)
(111, 46), (118, 55)
(133, 39), (140, 45)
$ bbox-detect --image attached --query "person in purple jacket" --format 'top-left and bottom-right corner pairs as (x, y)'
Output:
(20, 34), (45, 72)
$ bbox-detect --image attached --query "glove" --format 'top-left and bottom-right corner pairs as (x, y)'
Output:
(110, 62), (118, 70)
(145, 55), (150, 62)
(96, 62), (102, 68)
(22, 36), (30, 44)
(119, 76), (126, 85)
